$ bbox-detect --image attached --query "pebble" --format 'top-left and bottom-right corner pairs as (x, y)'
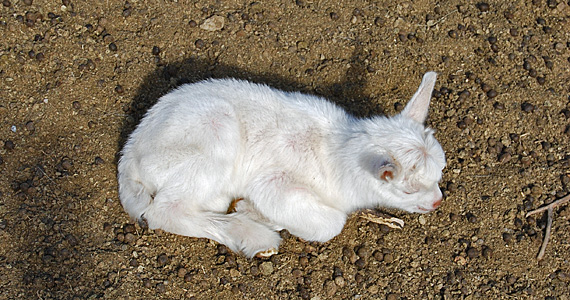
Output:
(477, 2), (490, 12)
(177, 267), (187, 278)
(387, 293), (398, 300)
(109, 42), (118, 51)
(299, 256), (309, 267)
(94, 157), (105, 165)
(499, 152), (512, 163)
(279, 229), (291, 239)
(200, 15), (224, 31)
(334, 276), (346, 287)
(466, 247), (479, 259)
(521, 102), (534, 112)
(418, 215), (427, 225)
(4, 140), (15, 150)
(373, 250), (384, 261)
(152, 46), (160, 56)
(195, 39), (205, 49)
(259, 261), (274, 275)
(354, 258), (366, 269)
(250, 265), (259, 276)
(124, 233), (136, 243)
(324, 280), (337, 296)
(129, 258), (139, 267)
(356, 246), (371, 259)
(157, 253), (169, 266)
(61, 158), (72, 170)
(482, 246), (493, 258)
(115, 85), (124, 94)
(25, 121), (35, 132)
(486, 89), (497, 98)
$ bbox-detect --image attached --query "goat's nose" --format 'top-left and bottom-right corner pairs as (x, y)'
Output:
(432, 198), (442, 209)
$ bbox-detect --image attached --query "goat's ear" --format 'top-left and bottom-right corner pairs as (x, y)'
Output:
(361, 153), (398, 182)
(401, 71), (437, 123)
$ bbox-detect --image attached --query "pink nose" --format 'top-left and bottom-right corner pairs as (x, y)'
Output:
(432, 198), (442, 209)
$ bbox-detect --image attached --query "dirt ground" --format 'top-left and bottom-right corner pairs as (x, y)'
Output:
(1, 0), (570, 299)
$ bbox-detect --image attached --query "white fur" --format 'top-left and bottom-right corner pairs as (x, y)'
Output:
(118, 72), (446, 257)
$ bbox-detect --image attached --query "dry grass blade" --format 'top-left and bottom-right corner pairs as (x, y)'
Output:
(357, 209), (405, 229)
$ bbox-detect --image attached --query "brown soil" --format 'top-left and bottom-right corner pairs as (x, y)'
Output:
(1, 0), (570, 299)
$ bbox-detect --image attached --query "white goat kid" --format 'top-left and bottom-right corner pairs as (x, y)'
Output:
(118, 72), (446, 258)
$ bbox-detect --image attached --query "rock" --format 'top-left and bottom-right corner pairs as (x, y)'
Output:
(259, 261), (274, 275)
(200, 16), (224, 31)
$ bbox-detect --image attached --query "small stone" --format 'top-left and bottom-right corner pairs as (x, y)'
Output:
(152, 46), (160, 55)
(200, 15), (224, 31)
(499, 152), (512, 163)
(61, 158), (72, 170)
(373, 250), (384, 261)
(387, 293), (398, 300)
(493, 102), (505, 110)
(142, 278), (151, 288)
(356, 246), (371, 259)
(418, 215), (427, 225)
(217, 244), (228, 255)
(502, 232), (513, 242)
(124, 233), (136, 243)
(354, 258), (366, 269)
(521, 102), (534, 112)
(25, 121), (35, 132)
(259, 261), (274, 275)
(108, 42), (117, 51)
(157, 253), (169, 266)
(476, 2), (490, 12)
(177, 268), (187, 278)
(4, 140), (15, 150)
(195, 39), (206, 49)
(482, 246), (493, 258)
(324, 280), (337, 297)
(466, 247), (479, 259)
(115, 85), (124, 94)
(299, 256), (309, 267)
(486, 89), (497, 98)
(334, 276), (346, 287)
(292, 268), (302, 278)
(129, 258), (139, 267)
(279, 229), (291, 239)
(94, 157), (105, 165)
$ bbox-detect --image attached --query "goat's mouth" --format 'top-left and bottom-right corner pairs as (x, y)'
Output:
(416, 206), (436, 213)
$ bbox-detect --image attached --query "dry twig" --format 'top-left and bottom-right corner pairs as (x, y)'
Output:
(525, 194), (570, 260)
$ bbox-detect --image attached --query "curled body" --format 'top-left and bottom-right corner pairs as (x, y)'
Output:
(118, 72), (446, 257)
